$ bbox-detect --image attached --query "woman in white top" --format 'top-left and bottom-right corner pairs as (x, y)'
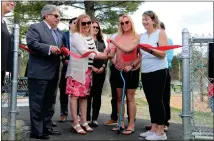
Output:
(139, 11), (168, 141)
(112, 11), (168, 140)
(65, 14), (108, 134)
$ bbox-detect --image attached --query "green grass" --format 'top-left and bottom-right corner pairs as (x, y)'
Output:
(1, 119), (24, 141)
(135, 97), (213, 127)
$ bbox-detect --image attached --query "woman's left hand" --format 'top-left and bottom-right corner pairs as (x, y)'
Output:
(97, 67), (104, 74)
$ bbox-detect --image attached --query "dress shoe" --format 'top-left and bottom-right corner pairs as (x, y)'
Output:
(44, 129), (61, 135)
(52, 122), (57, 127)
(30, 134), (50, 139)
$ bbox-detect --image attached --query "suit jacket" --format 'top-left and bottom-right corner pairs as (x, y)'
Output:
(26, 21), (65, 80)
(64, 31), (70, 49)
(1, 21), (13, 72)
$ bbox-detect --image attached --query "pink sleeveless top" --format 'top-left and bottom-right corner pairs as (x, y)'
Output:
(114, 47), (140, 71)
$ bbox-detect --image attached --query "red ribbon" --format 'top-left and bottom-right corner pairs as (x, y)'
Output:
(19, 44), (34, 53)
(60, 47), (97, 59)
(138, 44), (182, 51)
(19, 44), (97, 59)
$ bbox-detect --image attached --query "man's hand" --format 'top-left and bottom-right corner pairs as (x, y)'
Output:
(50, 46), (61, 55)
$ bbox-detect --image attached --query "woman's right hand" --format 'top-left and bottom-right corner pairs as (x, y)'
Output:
(92, 66), (99, 73)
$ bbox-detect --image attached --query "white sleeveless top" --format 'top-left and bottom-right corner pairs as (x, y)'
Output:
(140, 30), (168, 73)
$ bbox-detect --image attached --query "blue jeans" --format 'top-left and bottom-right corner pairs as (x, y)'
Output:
(209, 96), (214, 113)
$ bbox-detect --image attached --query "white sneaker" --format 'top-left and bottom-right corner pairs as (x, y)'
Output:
(146, 133), (167, 140)
(140, 131), (155, 137)
(92, 120), (98, 125)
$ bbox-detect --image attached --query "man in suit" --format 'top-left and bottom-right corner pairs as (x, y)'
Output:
(26, 5), (64, 139)
(59, 17), (77, 122)
(1, 1), (15, 86)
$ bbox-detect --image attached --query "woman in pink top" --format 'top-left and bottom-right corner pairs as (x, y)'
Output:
(109, 15), (142, 135)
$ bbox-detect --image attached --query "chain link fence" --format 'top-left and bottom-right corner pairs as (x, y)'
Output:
(189, 36), (213, 140)
(1, 76), (12, 140)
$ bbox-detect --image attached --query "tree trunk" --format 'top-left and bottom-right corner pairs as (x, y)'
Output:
(84, 1), (95, 20)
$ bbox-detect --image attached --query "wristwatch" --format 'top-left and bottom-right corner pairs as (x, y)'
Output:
(130, 63), (135, 68)
(149, 50), (153, 54)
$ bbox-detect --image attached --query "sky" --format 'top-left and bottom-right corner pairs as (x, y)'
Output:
(58, 1), (213, 55)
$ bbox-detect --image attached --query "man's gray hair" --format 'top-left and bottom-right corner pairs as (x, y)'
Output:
(41, 5), (59, 19)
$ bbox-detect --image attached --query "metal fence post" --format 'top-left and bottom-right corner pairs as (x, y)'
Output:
(8, 24), (19, 140)
(181, 28), (191, 140)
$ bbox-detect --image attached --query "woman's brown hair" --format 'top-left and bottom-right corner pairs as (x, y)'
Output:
(91, 20), (104, 43)
(143, 10), (160, 29)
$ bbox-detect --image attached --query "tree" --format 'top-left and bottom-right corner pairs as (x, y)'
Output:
(171, 54), (181, 81)
(49, 1), (143, 34)
(10, 1), (142, 75)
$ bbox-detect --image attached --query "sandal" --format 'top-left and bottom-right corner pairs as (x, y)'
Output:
(71, 124), (86, 134)
(81, 122), (93, 132)
(122, 129), (135, 135)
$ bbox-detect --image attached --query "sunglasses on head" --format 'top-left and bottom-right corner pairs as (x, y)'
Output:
(81, 21), (91, 26)
(48, 14), (60, 18)
(93, 26), (99, 30)
(121, 21), (129, 25)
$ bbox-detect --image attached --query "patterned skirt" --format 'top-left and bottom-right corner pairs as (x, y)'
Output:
(66, 68), (92, 97)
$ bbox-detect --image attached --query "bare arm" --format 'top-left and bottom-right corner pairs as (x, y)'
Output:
(110, 37), (139, 53)
(146, 30), (168, 59)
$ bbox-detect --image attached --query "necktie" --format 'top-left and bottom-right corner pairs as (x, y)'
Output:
(51, 28), (59, 47)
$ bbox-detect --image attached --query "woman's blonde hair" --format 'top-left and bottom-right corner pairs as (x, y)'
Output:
(143, 10), (160, 29)
(118, 14), (138, 40)
(73, 14), (91, 35)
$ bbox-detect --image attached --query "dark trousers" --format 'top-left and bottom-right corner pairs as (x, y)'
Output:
(87, 72), (105, 121)
(110, 65), (118, 121)
(163, 68), (171, 126)
(141, 69), (167, 125)
(28, 74), (58, 136)
(1, 71), (5, 87)
(59, 67), (68, 116)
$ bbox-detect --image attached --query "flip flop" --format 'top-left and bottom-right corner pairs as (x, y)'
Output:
(122, 129), (135, 135)
(111, 126), (125, 131)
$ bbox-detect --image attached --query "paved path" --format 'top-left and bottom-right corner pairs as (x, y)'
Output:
(17, 98), (183, 140)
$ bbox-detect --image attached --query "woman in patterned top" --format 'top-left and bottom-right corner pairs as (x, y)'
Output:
(65, 14), (108, 134)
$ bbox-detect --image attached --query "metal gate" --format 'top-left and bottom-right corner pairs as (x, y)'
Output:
(182, 29), (213, 140)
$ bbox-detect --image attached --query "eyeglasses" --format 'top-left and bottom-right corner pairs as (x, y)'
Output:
(48, 14), (61, 19)
(81, 21), (91, 26)
(121, 21), (129, 26)
(93, 26), (99, 30)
